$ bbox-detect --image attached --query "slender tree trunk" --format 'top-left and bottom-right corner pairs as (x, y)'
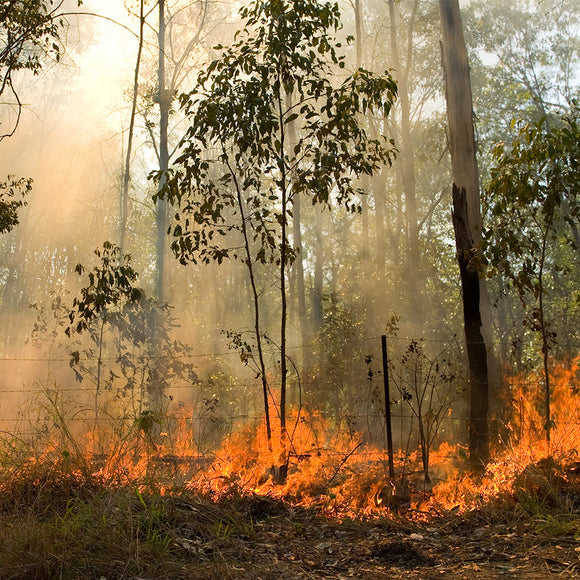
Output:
(439, 0), (482, 237)
(312, 205), (324, 332)
(388, 0), (420, 315)
(418, 418), (430, 484)
(292, 193), (309, 347)
(156, 0), (169, 303)
(147, 0), (170, 418)
(439, 0), (490, 469)
(278, 85), (289, 481)
(354, 0), (370, 262)
(538, 220), (552, 445)
(120, 0), (145, 255)
(286, 94), (309, 355)
(374, 175), (387, 279)
(368, 116), (387, 279)
(226, 155), (273, 449)
(354, 0), (362, 69)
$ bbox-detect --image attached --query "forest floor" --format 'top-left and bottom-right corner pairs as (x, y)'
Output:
(0, 465), (579, 579)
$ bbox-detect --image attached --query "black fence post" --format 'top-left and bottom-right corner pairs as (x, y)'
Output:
(381, 335), (395, 481)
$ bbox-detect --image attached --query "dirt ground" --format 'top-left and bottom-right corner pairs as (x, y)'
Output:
(153, 495), (580, 580)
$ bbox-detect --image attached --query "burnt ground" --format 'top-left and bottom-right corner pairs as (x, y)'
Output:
(161, 495), (580, 580)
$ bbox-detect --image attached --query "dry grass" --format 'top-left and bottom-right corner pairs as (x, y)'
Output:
(0, 453), (578, 579)
(0, 459), (258, 580)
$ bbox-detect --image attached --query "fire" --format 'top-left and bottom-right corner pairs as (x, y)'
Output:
(426, 354), (580, 513)
(3, 356), (578, 519)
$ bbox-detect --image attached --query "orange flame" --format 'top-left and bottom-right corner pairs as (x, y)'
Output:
(8, 355), (579, 519)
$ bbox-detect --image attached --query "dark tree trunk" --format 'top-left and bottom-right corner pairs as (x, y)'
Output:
(452, 186), (489, 468)
(439, 0), (490, 469)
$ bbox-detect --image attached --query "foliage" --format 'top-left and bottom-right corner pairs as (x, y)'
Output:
(307, 292), (373, 425)
(160, 0), (396, 266)
(66, 241), (143, 336)
(0, 175), (30, 234)
(485, 105), (580, 439)
(156, 0), (397, 455)
(0, 0), (83, 138)
(466, 0), (580, 145)
(485, 106), (580, 341)
(57, 242), (198, 419)
(390, 339), (462, 483)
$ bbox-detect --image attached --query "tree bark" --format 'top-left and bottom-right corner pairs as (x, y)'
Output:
(120, 0), (145, 256)
(438, 0), (481, 238)
(388, 0), (420, 315)
(286, 94), (309, 356)
(156, 0), (169, 303)
(439, 0), (490, 468)
(312, 205), (324, 332)
(452, 185), (489, 468)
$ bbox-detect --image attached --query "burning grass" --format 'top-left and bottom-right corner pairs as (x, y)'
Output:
(0, 357), (578, 577)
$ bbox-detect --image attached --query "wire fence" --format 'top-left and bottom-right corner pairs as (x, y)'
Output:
(0, 332), (578, 465)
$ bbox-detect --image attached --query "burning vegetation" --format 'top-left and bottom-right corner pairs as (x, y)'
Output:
(0, 355), (578, 578)
(0, 0), (579, 578)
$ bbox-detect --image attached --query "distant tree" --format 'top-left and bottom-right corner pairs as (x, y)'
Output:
(468, 0), (580, 120)
(0, 176), (30, 234)
(485, 106), (580, 444)
(157, 0), (397, 476)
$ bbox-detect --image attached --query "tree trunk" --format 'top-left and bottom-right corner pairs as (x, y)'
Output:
(148, 0), (170, 418)
(438, 0), (482, 237)
(286, 94), (309, 356)
(120, 0), (145, 255)
(312, 205), (324, 332)
(439, 0), (490, 469)
(292, 193), (309, 348)
(374, 174), (387, 279)
(156, 0), (169, 303)
(388, 0), (420, 316)
(452, 186), (489, 468)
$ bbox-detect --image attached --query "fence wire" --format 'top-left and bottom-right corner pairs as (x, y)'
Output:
(0, 335), (577, 460)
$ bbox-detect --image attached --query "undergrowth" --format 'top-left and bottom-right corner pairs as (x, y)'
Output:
(0, 446), (578, 579)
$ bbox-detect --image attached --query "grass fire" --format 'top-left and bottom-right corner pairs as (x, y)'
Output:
(0, 0), (579, 578)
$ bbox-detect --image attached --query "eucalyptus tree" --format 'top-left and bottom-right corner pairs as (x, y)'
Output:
(158, 0), (397, 471)
(141, 0), (212, 303)
(439, 0), (490, 469)
(485, 107), (580, 444)
(464, 0), (580, 177)
(349, 0), (452, 331)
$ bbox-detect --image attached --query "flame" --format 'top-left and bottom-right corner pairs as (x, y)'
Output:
(426, 354), (580, 513)
(4, 355), (578, 519)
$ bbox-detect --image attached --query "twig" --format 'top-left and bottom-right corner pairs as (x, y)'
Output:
(325, 441), (364, 489)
